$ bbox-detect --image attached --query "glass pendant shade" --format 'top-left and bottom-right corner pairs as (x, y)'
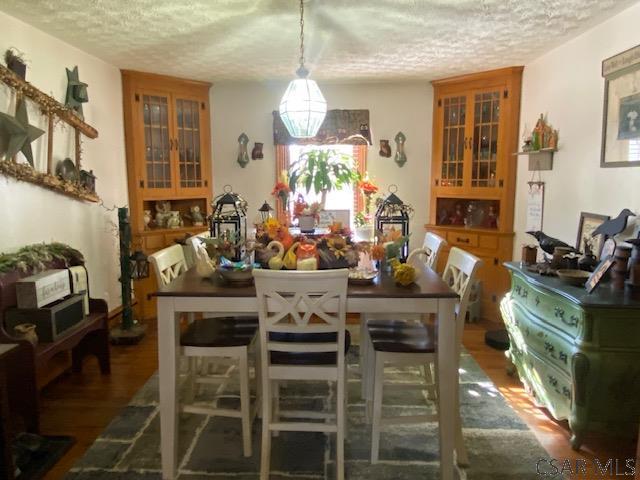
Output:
(279, 77), (327, 138)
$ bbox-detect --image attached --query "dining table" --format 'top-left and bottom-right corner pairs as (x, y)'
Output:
(154, 260), (460, 480)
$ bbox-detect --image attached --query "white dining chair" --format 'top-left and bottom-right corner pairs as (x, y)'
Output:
(149, 244), (258, 457)
(365, 247), (481, 466)
(253, 269), (349, 480)
(407, 231), (447, 270)
(360, 232), (447, 402)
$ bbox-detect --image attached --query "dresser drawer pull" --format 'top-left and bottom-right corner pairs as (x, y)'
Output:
(553, 307), (565, 321)
(544, 341), (554, 353)
(548, 374), (558, 387)
(559, 351), (568, 364)
(562, 386), (571, 399)
(515, 285), (522, 295)
(521, 290), (528, 299)
(456, 237), (470, 244)
(535, 296), (540, 306)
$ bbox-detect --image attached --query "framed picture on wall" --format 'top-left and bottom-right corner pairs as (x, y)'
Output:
(576, 212), (610, 258)
(601, 44), (640, 167)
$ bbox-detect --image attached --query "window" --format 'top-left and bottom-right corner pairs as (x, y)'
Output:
(274, 143), (367, 227)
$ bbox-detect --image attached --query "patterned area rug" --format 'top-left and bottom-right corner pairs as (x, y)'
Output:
(66, 346), (554, 479)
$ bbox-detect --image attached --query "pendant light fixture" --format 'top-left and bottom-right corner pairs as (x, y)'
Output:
(279, 0), (327, 138)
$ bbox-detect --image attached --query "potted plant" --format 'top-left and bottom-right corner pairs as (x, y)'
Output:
(4, 48), (27, 80)
(288, 149), (358, 209)
(354, 173), (379, 241)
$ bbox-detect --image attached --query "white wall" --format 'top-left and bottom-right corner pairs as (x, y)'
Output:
(0, 11), (128, 309)
(211, 82), (432, 250)
(514, 3), (640, 254)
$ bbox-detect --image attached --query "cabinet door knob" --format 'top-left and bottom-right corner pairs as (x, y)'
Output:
(456, 237), (470, 244)
(168, 139), (174, 150)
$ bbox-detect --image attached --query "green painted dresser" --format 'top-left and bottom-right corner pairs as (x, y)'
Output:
(501, 262), (640, 450)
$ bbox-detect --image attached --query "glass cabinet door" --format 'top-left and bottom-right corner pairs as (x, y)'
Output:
(440, 95), (466, 187)
(175, 98), (205, 191)
(471, 90), (501, 188)
(141, 93), (173, 194)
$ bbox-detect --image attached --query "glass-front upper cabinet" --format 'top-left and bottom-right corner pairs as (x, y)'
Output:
(175, 97), (205, 191)
(471, 90), (501, 188)
(434, 88), (505, 192)
(140, 91), (173, 196)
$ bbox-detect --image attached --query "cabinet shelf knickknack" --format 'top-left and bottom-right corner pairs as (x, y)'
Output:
(0, 63), (100, 203)
(513, 148), (557, 171)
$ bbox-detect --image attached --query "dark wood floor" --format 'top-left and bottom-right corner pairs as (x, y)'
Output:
(38, 319), (636, 480)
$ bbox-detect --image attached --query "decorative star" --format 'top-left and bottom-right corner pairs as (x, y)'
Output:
(65, 66), (89, 117)
(0, 99), (45, 165)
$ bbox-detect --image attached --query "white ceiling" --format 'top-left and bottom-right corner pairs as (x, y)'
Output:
(1, 0), (636, 82)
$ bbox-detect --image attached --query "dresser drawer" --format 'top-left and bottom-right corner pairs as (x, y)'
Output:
(510, 302), (574, 375)
(511, 274), (584, 339)
(525, 350), (572, 420)
(447, 231), (478, 248)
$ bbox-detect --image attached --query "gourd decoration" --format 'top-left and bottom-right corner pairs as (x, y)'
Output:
(283, 242), (300, 270)
(267, 241), (284, 270)
(194, 243), (216, 277)
(296, 242), (318, 270)
(393, 263), (417, 286)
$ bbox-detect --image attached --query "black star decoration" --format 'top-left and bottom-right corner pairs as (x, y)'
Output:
(65, 66), (89, 117)
(0, 99), (45, 166)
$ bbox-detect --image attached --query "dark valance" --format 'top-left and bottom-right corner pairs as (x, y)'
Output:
(272, 109), (372, 145)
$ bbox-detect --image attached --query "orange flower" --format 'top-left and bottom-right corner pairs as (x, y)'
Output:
(371, 244), (385, 261)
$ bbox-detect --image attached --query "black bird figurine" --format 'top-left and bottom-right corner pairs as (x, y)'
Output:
(591, 209), (635, 238)
(526, 231), (580, 255)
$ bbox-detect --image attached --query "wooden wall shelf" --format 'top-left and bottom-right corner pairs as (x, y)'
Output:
(0, 64), (98, 139)
(513, 148), (557, 171)
(0, 161), (99, 202)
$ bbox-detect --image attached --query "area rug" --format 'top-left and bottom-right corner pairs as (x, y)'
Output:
(15, 434), (75, 480)
(66, 347), (555, 479)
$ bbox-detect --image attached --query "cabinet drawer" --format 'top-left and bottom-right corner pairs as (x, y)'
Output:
(144, 235), (165, 251)
(447, 232), (478, 248)
(511, 274), (584, 339)
(510, 301), (574, 375)
(478, 234), (498, 250)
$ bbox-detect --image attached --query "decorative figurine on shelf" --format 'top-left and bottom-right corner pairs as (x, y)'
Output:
(65, 66), (89, 118)
(237, 133), (250, 168)
(549, 129), (559, 150)
(529, 114), (558, 151)
(186, 205), (205, 226)
(394, 131), (407, 167)
(483, 205), (498, 229)
(438, 208), (450, 225)
(578, 238), (598, 272)
(450, 203), (465, 226)
(143, 210), (152, 230)
(526, 230), (580, 255)
(154, 201), (171, 228)
(166, 211), (183, 229)
(4, 48), (27, 80)
(465, 202), (477, 228)
(79, 169), (96, 193)
(251, 142), (264, 160)
(591, 208), (635, 239)
(379, 139), (391, 157)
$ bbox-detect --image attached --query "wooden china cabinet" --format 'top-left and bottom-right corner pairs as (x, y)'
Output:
(426, 67), (523, 322)
(122, 70), (212, 319)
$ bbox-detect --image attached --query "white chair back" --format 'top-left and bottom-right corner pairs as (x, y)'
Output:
(185, 230), (211, 268)
(253, 269), (348, 368)
(148, 244), (188, 287)
(407, 232), (447, 270)
(442, 247), (482, 345)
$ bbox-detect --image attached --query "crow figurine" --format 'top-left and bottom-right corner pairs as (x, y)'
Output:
(526, 231), (580, 255)
(591, 209), (635, 238)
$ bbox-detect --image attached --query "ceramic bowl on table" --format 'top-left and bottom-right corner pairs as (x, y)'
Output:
(556, 269), (590, 287)
(217, 265), (255, 286)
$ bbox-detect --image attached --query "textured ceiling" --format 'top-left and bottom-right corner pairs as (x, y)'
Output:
(1, 0), (636, 82)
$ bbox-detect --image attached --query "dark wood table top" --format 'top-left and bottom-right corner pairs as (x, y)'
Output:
(155, 264), (458, 300)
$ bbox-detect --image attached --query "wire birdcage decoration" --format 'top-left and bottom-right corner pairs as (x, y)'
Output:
(375, 185), (413, 261)
(210, 185), (248, 261)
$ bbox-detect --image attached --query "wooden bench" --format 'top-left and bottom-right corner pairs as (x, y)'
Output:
(0, 258), (111, 433)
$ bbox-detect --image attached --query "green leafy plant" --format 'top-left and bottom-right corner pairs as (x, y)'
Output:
(288, 149), (358, 207)
(0, 242), (84, 274)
